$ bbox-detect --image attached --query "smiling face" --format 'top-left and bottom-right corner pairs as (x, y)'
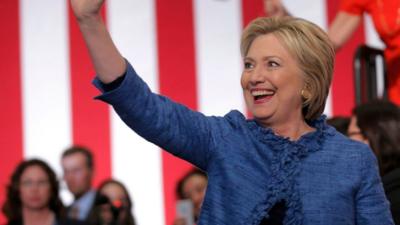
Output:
(241, 33), (305, 127)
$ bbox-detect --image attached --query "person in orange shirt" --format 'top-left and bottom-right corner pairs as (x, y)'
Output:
(265, 0), (400, 105)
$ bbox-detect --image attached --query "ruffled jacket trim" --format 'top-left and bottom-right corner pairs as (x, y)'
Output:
(244, 116), (335, 225)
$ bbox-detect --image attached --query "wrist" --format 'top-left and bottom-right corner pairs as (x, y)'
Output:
(76, 13), (103, 27)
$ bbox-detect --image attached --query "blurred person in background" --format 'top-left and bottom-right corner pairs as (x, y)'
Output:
(326, 116), (350, 135)
(2, 159), (81, 225)
(174, 169), (207, 225)
(348, 100), (400, 224)
(88, 179), (136, 225)
(61, 146), (96, 222)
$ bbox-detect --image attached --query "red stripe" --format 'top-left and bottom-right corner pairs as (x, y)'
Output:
(0, 0), (24, 223)
(68, 4), (111, 187)
(242, 0), (265, 26)
(326, 1), (365, 116)
(242, 0), (264, 118)
(155, 1), (197, 224)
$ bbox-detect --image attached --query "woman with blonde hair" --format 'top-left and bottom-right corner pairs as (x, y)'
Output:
(70, 0), (393, 224)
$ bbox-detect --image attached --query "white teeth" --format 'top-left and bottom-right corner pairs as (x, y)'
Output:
(251, 90), (274, 97)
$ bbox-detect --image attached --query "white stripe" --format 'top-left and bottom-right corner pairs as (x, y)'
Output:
(20, 0), (71, 174)
(363, 15), (386, 97)
(364, 15), (385, 50)
(194, 0), (245, 116)
(107, 1), (165, 225)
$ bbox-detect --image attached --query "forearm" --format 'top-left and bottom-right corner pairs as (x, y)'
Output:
(328, 12), (361, 51)
(76, 15), (126, 83)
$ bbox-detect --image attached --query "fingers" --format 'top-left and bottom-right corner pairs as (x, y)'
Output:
(264, 0), (288, 17)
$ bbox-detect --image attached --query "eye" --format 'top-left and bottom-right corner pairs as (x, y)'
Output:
(244, 61), (254, 70)
(267, 60), (280, 67)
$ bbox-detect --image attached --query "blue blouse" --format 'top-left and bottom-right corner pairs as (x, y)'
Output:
(93, 61), (394, 225)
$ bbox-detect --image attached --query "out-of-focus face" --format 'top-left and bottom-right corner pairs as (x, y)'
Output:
(241, 34), (305, 127)
(62, 153), (92, 198)
(182, 174), (207, 219)
(347, 116), (369, 145)
(99, 183), (129, 224)
(19, 165), (51, 210)
(100, 183), (128, 207)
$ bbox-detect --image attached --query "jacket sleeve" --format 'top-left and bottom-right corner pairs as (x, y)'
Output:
(339, 0), (368, 16)
(355, 145), (394, 224)
(93, 60), (222, 170)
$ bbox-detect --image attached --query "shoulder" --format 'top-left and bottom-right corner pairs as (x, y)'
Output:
(57, 218), (87, 225)
(314, 131), (377, 173)
(4, 220), (22, 225)
(323, 130), (372, 155)
(202, 110), (248, 139)
(223, 110), (247, 126)
(339, 0), (373, 15)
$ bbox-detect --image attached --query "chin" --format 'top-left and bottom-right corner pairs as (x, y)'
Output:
(24, 202), (48, 210)
(251, 110), (274, 121)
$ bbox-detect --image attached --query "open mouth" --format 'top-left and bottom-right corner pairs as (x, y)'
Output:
(251, 89), (275, 103)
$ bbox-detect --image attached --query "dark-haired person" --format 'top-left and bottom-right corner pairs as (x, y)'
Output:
(61, 146), (96, 221)
(70, 0), (393, 223)
(2, 159), (82, 225)
(174, 169), (207, 225)
(88, 179), (136, 225)
(348, 100), (400, 224)
(326, 116), (350, 136)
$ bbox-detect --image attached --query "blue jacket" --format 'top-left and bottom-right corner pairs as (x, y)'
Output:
(94, 61), (394, 225)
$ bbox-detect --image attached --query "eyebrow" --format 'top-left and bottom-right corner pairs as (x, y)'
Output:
(243, 56), (281, 61)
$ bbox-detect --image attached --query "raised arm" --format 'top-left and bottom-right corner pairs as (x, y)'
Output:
(264, 0), (290, 17)
(263, 0), (361, 51)
(71, 0), (226, 170)
(70, 0), (125, 83)
(328, 11), (361, 51)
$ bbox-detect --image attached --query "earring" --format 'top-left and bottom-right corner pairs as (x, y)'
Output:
(301, 89), (310, 100)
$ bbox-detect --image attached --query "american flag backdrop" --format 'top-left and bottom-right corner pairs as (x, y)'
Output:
(0, 0), (385, 225)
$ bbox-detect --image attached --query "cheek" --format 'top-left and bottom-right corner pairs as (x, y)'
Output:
(240, 73), (248, 89)
(41, 186), (51, 199)
(19, 188), (29, 201)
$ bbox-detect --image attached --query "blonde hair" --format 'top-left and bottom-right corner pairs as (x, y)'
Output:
(241, 17), (335, 121)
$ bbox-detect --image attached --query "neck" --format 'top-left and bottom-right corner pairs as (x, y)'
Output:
(273, 120), (315, 141)
(22, 207), (54, 225)
(258, 113), (315, 141)
(74, 188), (91, 200)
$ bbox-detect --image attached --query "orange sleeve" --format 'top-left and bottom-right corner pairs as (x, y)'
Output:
(339, 0), (369, 15)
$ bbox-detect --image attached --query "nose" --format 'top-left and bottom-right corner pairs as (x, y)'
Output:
(249, 65), (266, 85)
